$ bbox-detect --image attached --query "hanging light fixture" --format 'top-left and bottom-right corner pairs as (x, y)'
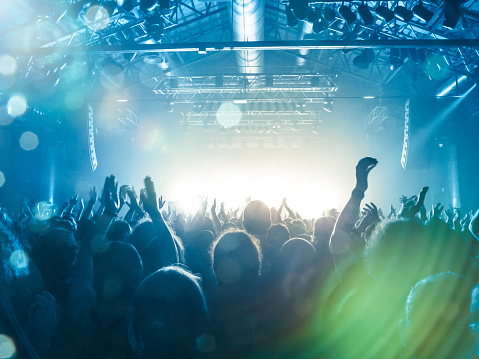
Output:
(394, 3), (414, 22)
(358, 2), (375, 25)
(290, 0), (309, 20)
(140, 0), (158, 13)
(322, 6), (336, 22)
(313, 16), (329, 33)
(376, 2), (394, 22)
(413, 0), (434, 23)
(443, 2), (460, 29)
(286, 6), (299, 27)
(353, 48), (375, 69)
(307, 7), (318, 23)
(339, 4), (357, 26)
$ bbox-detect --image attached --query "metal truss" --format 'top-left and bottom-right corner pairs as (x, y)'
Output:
(117, 107), (143, 129)
(266, 0), (479, 82)
(0, 0), (229, 92)
(153, 73), (338, 101)
(180, 109), (325, 147)
(365, 106), (388, 127)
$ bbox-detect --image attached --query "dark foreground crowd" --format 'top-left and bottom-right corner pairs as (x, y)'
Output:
(1, 157), (479, 359)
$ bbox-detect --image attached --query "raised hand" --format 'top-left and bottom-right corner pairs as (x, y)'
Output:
(200, 196), (208, 211)
(363, 202), (380, 223)
(211, 198), (217, 214)
(460, 212), (470, 231)
(69, 195), (80, 207)
(158, 195), (166, 210)
(387, 204), (396, 219)
(399, 187), (429, 219)
(453, 208), (461, 230)
(355, 157), (378, 192)
(103, 175), (120, 216)
(400, 195), (411, 204)
(125, 187), (137, 207)
(119, 184), (129, 208)
(140, 176), (161, 216)
(469, 209), (479, 240)
(76, 198), (84, 220)
(89, 187), (97, 204)
(270, 206), (278, 218)
(431, 202), (444, 219)
(356, 202), (380, 235)
(445, 208), (454, 225)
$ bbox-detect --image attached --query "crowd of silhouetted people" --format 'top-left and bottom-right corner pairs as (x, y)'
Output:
(1, 157), (479, 359)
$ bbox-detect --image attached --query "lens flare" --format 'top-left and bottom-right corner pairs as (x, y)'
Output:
(19, 131), (39, 151)
(0, 55), (17, 76)
(85, 6), (110, 30)
(0, 171), (5, 187)
(424, 53), (450, 81)
(64, 90), (84, 111)
(7, 93), (27, 117)
(9, 249), (29, 270)
(0, 334), (16, 359)
(216, 103), (242, 128)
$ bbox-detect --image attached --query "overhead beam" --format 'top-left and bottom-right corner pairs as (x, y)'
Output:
(2, 39), (479, 56)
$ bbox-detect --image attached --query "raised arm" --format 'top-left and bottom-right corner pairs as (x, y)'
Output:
(210, 199), (222, 235)
(329, 157), (377, 258)
(80, 187), (97, 222)
(470, 209), (479, 241)
(190, 197), (208, 232)
(398, 186), (429, 219)
(278, 198), (296, 219)
(140, 176), (178, 266)
(62, 195), (80, 218)
(218, 202), (229, 224)
(68, 175), (119, 326)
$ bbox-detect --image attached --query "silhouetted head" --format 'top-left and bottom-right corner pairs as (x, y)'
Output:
(128, 220), (156, 261)
(221, 222), (237, 233)
(129, 266), (208, 359)
(93, 241), (143, 306)
(281, 237), (317, 269)
(202, 216), (215, 233)
(313, 216), (336, 244)
(286, 219), (308, 239)
(402, 272), (475, 359)
(365, 219), (471, 297)
(107, 220), (131, 242)
(184, 230), (215, 275)
(243, 200), (271, 239)
(31, 228), (78, 289)
(266, 223), (290, 249)
(212, 230), (261, 287)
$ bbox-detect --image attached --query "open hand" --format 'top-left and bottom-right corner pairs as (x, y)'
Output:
(140, 176), (160, 215)
(89, 187), (97, 204)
